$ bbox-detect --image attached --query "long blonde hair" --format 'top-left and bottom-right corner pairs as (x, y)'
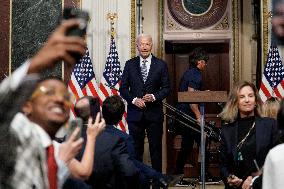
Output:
(219, 81), (263, 123)
(263, 97), (281, 119)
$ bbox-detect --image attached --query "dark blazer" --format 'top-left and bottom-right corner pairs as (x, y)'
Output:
(109, 125), (161, 180)
(120, 55), (170, 123)
(80, 125), (139, 189)
(219, 117), (278, 188)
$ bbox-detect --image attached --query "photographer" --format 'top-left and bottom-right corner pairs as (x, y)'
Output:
(0, 17), (95, 189)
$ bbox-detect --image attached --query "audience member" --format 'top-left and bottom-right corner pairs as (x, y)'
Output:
(174, 47), (210, 185)
(0, 74), (39, 188)
(262, 99), (284, 189)
(0, 19), (106, 188)
(67, 95), (139, 189)
(262, 96), (281, 119)
(272, 0), (284, 45)
(119, 34), (171, 180)
(219, 81), (278, 189)
(66, 96), (182, 189)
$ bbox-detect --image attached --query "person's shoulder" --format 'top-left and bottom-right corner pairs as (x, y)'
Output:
(126, 56), (139, 63)
(257, 117), (276, 124)
(104, 126), (129, 140)
(267, 143), (284, 161)
(258, 116), (275, 120)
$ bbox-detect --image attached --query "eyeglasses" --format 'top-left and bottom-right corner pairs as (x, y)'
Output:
(30, 86), (73, 107)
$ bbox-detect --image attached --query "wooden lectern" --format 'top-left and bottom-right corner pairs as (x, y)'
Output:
(178, 91), (227, 189)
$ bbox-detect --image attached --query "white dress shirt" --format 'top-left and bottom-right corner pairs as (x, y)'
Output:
(262, 143), (284, 189)
(33, 123), (70, 189)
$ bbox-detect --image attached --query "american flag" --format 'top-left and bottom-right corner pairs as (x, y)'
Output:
(259, 45), (284, 102)
(68, 49), (101, 116)
(99, 35), (128, 132)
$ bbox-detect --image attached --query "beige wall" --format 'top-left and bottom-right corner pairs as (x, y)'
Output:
(142, 0), (160, 56)
(82, 0), (132, 81)
(240, 0), (255, 82)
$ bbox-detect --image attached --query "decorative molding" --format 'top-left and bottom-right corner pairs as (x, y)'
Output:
(167, 0), (228, 29)
(212, 14), (229, 30)
(262, 0), (269, 67)
(131, 0), (136, 58)
(0, 0), (10, 80)
(166, 13), (182, 31)
(232, 0), (240, 85)
(158, 0), (163, 58)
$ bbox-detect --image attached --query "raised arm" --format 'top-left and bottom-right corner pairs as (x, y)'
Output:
(68, 114), (105, 180)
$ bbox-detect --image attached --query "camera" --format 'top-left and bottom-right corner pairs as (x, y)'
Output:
(63, 7), (89, 37)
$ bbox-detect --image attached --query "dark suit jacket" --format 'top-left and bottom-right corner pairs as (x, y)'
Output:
(81, 125), (139, 189)
(120, 55), (170, 123)
(219, 117), (278, 188)
(109, 125), (161, 180)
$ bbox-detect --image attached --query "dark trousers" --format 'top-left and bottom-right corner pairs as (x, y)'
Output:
(175, 126), (209, 175)
(128, 117), (163, 172)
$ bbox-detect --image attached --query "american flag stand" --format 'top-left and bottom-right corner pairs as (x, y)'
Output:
(98, 13), (128, 132)
(68, 49), (101, 117)
(68, 13), (127, 132)
(259, 45), (284, 102)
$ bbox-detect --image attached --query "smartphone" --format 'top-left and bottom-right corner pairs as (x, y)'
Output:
(63, 7), (89, 37)
(67, 117), (83, 140)
(89, 97), (101, 122)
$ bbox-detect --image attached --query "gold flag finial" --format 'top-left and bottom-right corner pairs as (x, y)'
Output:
(107, 13), (118, 37)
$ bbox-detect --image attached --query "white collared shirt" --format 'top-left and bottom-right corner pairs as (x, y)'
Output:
(33, 121), (70, 189)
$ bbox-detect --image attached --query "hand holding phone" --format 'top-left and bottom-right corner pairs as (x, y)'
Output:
(63, 7), (89, 37)
(67, 118), (83, 140)
(62, 7), (89, 61)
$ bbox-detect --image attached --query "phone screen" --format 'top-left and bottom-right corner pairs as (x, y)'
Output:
(89, 97), (101, 122)
(67, 117), (83, 140)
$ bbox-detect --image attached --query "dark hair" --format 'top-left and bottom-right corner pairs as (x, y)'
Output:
(102, 95), (125, 125)
(189, 47), (209, 67)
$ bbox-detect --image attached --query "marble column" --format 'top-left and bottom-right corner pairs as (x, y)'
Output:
(11, 0), (62, 76)
(0, 0), (10, 81)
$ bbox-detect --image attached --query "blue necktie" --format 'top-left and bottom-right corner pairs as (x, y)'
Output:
(141, 59), (148, 82)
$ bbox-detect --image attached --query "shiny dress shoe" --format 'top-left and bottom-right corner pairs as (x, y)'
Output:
(158, 177), (168, 189)
(159, 174), (184, 188)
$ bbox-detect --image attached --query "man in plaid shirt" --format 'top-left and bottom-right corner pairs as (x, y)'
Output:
(0, 19), (86, 188)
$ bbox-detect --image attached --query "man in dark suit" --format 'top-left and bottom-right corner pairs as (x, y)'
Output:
(119, 34), (171, 174)
(65, 95), (180, 189)
(65, 96), (139, 189)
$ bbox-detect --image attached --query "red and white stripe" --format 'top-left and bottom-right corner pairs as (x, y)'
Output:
(68, 73), (101, 118)
(259, 76), (284, 102)
(99, 77), (128, 133)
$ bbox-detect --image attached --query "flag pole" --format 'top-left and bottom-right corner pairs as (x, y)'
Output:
(107, 13), (117, 38)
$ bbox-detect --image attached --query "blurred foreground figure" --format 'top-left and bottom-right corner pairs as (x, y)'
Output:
(262, 97), (281, 119)
(0, 18), (88, 188)
(262, 99), (284, 189)
(272, 0), (284, 44)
